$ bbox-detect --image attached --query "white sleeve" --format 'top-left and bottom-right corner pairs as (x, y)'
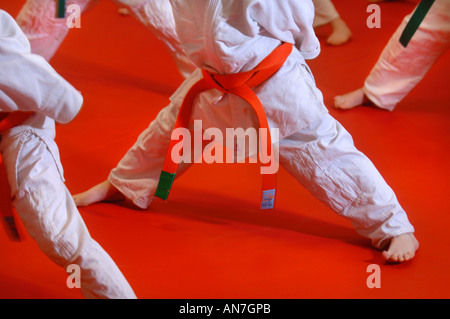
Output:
(0, 10), (83, 124)
(248, 0), (321, 59)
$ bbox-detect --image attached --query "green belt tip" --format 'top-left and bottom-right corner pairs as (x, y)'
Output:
(155, 171), (176, 200)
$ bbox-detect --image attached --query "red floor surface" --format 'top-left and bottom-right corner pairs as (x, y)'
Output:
(0, 0), (449, 299)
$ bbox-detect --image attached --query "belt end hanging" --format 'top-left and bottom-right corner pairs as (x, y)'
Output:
(155, 171), (176, 200)
(57, 0), (66, 18)
(399, 0), (435, 47)
(260, 189), (276, 210)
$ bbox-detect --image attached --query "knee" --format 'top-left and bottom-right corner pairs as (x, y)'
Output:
(14, 186), (90, 267)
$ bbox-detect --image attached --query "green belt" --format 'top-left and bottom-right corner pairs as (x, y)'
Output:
(399, 0), (435, 47)
(57, 0), (66, 18)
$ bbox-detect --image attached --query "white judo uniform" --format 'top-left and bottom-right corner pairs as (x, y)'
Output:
(16, 0), (195, 77)
(0, 10), (136, 299)
(364, 0), (450, 110)
(108, 0), (415, 249)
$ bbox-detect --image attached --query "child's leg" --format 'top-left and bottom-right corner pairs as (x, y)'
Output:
(15, 0), (96, 61)
(73, 69), (208, 209)
(312, 0), (339, 28)
(277, 113), (418, 262)
(335, 1), (450, 110)
(73, 80), (199, 208)
(312, 0), (352, 46)
(113, 0), (196, 78)
(9, 132), (136, 298)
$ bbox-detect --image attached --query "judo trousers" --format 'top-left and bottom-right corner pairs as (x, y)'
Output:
(109, 52), (415, 249)
(364, 0), (450, 110)
(0, 119), (136, 299)
(15, 0), (195, 77)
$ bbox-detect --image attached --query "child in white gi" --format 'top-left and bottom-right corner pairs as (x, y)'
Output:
(0, 10), (136, 298)
(16, 0), (196, 78)
(334, 0), (450, 110)
(74, 0), (419, 263)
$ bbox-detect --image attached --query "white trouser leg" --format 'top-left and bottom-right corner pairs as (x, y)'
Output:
(11, 131), (136, 299)
(16, 0), (194, 76)
(364, 0), (450, 110)
(15, 0), (95, 61)
(277, 114), (415, 248)
(109, 97), (193, 209)
(113, 0), (195, 78)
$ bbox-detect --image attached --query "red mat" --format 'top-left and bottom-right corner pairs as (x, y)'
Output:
(0, 0), (449, 299)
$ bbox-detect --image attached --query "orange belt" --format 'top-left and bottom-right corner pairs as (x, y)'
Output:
(0, 111), (33, 241)
(155, 43), (293, 209)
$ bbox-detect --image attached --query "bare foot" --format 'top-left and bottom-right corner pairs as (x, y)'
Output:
(73, 180), (125, 207)
(334, 88), (374, 110)
(382, 233), (419, 263)
(327, 18), (352, 46)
